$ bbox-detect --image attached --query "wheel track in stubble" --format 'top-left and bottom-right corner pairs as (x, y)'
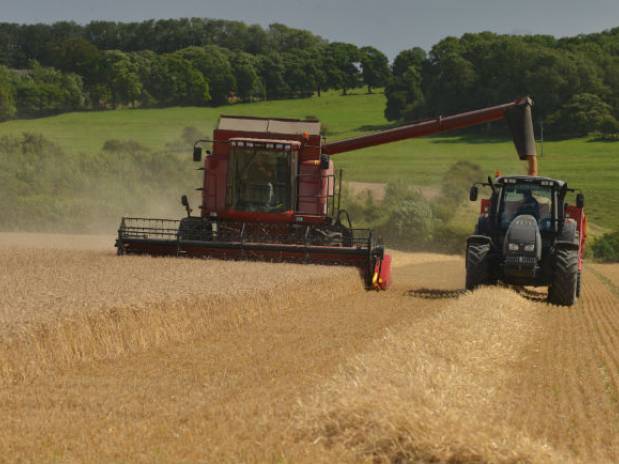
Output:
(498, 268), (619, 462)
(3, 233), (619, 463)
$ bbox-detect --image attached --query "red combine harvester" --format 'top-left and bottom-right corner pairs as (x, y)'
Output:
(116, 97), (537, 290)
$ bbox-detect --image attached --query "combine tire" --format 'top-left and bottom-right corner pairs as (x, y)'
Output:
(466, 241), (490, 290)
(548, 247), (579, 306)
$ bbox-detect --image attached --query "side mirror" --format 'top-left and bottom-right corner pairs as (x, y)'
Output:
(193, 146), (202, 162)
(469, 186), (479, 202)
(576, 193), (585, 209)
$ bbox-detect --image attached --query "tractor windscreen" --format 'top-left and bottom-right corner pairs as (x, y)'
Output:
(499, 183), (553, 231)
(227, 142), (298, 213)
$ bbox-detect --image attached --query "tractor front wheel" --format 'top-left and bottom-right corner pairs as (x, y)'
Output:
(465, 241), (490, 291)
(548, 247), (579, 306)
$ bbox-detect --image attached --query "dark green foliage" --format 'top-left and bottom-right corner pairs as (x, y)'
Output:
(177, 46), (236, 105)
(150, 53), (210, 106)
(231, 52), (261, 101)
(360, 46), (390, 94)
(592, 232), (619, 262)
(44, 37), (103, 84)
(103, 51), (142, 108)
(548, 93), (619, 137)
(0, 18), (363, 117)
(0, 66), (16, 120)
(13, 63), (86, 116)
(3, 18), (619, 135)
(384, 47), (426, 121)
(257, 53), (288, 99)
(282, 50), (320, 97)
(386, 31), (619, 138)
(0, 18), (326, 65)
(322, 43), (361, 95)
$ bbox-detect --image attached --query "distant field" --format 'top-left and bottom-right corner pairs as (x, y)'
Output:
(0, 90), (617, 229)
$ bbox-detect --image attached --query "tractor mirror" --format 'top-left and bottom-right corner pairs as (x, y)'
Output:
(576, 193), (585, 209)
(469, 186), (479, 202)
(193, 146), (202, 162)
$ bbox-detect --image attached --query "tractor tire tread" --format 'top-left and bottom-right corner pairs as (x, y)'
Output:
(548, 247), (579, 306)
(466, 241), (490, 291)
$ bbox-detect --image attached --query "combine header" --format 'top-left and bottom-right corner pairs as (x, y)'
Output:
(116, 98), (536, 290)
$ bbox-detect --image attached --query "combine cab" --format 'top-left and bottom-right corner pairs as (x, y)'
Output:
(466, 176), (586, 306)
(117, 98), (537, 291)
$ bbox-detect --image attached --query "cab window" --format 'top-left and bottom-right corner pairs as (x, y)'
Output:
(500, 183), (553, 229)
(227, 146), (297, 212)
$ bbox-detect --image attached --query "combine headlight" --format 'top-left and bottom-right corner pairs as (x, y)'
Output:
(508, 243), (519, 251)
(523, 244), (535, 252)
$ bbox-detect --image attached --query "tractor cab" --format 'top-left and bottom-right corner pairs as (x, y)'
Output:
(496, 176), (562, 233)
(226, 138), (299, 214)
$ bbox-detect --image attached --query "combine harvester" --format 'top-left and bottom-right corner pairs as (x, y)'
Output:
(116, 98), (537, 290)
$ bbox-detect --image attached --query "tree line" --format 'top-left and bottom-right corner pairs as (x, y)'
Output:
(1, 19), (619, 137)
(385, 30), (619, 137)
(0, 19), (390, 119)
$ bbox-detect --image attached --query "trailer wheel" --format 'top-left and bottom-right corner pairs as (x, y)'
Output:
(465, 241), (490, 290)
(548, 247), (579, 306)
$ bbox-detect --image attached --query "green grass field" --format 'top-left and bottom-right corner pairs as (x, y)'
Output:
(0, 90), (617, 230)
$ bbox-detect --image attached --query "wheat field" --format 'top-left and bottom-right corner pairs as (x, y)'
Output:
(1, 233), (618, 463)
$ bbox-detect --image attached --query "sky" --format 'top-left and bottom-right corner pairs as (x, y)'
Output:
(1, 0), (619, 58)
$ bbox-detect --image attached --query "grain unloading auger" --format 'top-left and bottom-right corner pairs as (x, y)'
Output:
(116, 97), (536, 290)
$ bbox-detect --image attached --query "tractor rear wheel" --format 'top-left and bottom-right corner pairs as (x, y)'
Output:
(465, 241), (490, 290)
(548, 247), (579, 306)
